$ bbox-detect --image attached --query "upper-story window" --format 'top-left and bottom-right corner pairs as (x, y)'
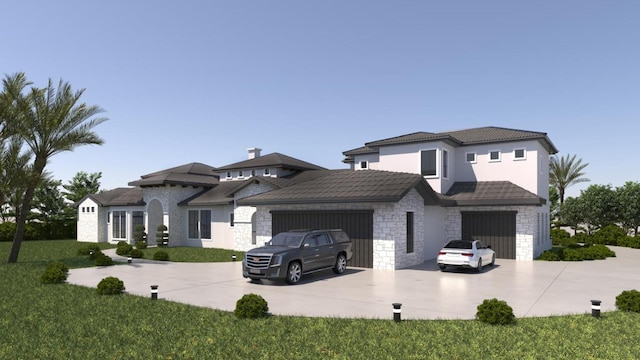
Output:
(251, 169), (256, 177)
(442, 150), (449, 179)
(489, 150), (501, 162)
(420, 149), (437, 177)
(466, 152), (477, 163)
(360, 161), (368, 169)
(226, 171), (231, 179)
(264, 168), (270, 176)
(238, 170), (244, 178)
(514, 148), (526, 160)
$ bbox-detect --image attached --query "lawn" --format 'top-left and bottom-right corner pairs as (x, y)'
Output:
(1, 240), (639, 359)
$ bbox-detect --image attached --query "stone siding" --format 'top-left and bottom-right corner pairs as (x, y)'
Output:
(143, 186), (203, 246)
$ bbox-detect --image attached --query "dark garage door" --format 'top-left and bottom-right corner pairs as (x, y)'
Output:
(462, 211), (516, 259)
(271, 210), (374, 268)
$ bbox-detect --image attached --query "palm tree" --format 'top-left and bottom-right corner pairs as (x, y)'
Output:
(4, 73), (107, 263)
(549, 154), (589, 204)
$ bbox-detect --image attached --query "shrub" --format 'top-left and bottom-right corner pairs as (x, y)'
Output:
(116, 241), (133, 256)
(476, 298), (515, 325)
(583, 244), (616, 259)
(95, 253), (114, 266)
(0, 222), (17, 242)
(97, 276), (125, 295)
(234, 293), (269, 319)
(153, 250), (170, 261)
(537, 250), (561, 261)
(40, 262), (69, 284)
(618, 236), (640, 249)
(562, 248), (585, 261)
(551, 228), (571, 246)
(572, 233), (590, 244)
(133, 224), (147, 248)
(77, 243), (102, 256)
(591, 225), (626, 246)
(130, 248), (144, 258)
(156, 225), (169, 247)
(616, 290), (640, 312)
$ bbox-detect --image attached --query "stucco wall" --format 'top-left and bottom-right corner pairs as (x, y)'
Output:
(77, 198), (100, 242)
(143, 186), (203, 246)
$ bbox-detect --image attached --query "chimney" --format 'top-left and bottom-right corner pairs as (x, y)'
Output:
(247, 147), (262, 159)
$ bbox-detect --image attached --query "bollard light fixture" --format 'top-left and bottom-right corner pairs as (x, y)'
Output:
(151, 285), (159, 300)
(591, 300), (601, 318)
(392, 303), (402, 323)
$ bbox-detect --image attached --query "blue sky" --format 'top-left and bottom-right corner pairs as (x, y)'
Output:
(2, 1), (639, 198)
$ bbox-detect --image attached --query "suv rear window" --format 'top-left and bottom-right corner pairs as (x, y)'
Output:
(330, 231), (349, 243)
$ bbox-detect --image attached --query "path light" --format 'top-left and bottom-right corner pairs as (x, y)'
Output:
(232, 254), (237, 261)
(127, 256), (132, 263)
(393, 303), (402, 323)
(591, 300), (601, 318)
(151, 285), (159, 300)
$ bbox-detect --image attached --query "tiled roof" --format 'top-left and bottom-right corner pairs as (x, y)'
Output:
(216, 153), (326, 171)
(81, 187), (144, 207)
(444, 181), (545, 206)
(128, 162), (219, 187)
(237, 169), (440, 206)
(361, 126), (558, 154)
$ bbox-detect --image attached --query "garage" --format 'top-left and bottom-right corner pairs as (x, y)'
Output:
(271, 210), (374, 268)
(461, 211), (516, 259)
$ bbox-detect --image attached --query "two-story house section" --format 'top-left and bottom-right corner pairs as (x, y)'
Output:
(343, 126), (558, 261)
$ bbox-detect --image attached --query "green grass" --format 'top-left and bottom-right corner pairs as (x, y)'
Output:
(1, 240), (640, 359)
(149, 246), (244, 262)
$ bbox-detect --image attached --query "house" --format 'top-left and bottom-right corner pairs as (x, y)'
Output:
(77, 126), (558, 270)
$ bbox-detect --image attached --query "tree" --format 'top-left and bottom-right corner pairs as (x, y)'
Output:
(579, 184), (619, 234)
(617, 181), (640, 235)
(559, 196), (586, 233)
(3, 72), (107, 263)
(549, 154), (590, 204)
(62, 171), (102, 203)
(549, 186), (560, 225)
(32, 176), (67, 222)
(0, 137), (31, 221)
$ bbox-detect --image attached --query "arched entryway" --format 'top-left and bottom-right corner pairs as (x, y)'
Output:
(147, 199), (163, 246)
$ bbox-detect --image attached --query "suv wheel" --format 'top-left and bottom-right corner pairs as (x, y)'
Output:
(333, 254), (347, 274)
(286, 262), (302, 284)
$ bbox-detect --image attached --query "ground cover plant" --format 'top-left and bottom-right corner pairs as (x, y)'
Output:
(1, 240), (640, 359)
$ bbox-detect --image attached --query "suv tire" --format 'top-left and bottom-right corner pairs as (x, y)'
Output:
(286, 262), (302, 284)
(333, 254), (347, 274)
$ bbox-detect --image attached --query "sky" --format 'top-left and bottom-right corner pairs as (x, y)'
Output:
(2, 1), (639, 198)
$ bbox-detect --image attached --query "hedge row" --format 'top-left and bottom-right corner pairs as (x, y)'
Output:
(0, 221), (76, 241)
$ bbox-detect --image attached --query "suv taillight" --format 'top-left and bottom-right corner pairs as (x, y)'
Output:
(461, 253), (473, 257)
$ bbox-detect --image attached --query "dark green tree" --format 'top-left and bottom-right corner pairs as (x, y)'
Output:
(579, 184), (619, 234)
(617, 181), (640, 235)
(550, 154), (589, 204)
(559, 196), (586, 233)
(3, 72), (107, 263)
(62, 171), (102, 203)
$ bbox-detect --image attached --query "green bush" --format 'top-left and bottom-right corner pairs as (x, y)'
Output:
(0, 222), (17, 241)
(476, 298), (515, 325)
(94, 253), (114, 266)
(537, 250), (561, 261)
(130, 248), (144, 258)
(156, 225), (169, 247)
(133, 224), (147, 248)
(615, 290), (640, 312)
(551, 228), (572, 246)
(562, 248), (585, 261)
(591, 225), (627, 246)
(96, 276), (125, 295)
(572, 233), (590, 244)
(135, 241), (148, 249)
(618, 236), (640, 249)
(116, 241), (133, 256)
(153, 250), (170, 261)
(583, 244), (616, 259)
(77, 243), (102, 256)
(234, 293), (269, 319)
(40, 262), (69, 284)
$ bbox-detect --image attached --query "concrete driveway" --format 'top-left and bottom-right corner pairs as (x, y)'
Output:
(67, 246), (640, 320)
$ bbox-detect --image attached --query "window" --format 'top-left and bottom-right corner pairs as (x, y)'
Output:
(514, 148), (526, 160)
(229, 213), (234, 227)
(264, 168), (270, 176)
(107, 212), (110, 224)
(132, 211), (144, 228)
(91, 207), (95, 212)
(489, 150), (501, 162)
(420, 149), (437, 177)
(238, 170), (244, 178)
(406, 212), (414, 253)
(226, 172), (231, 179)
(442, 150), (449, 179)
(466, 152), (477, 163)
(112, 211), (127, 239)
(81, 207), (85, 213)
(251, 169), (255, 177)
(188, 210), (211, 239)
(360, 161), (368, 169)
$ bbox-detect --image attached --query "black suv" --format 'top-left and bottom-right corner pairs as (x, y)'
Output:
(242, 229), (353, 284)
